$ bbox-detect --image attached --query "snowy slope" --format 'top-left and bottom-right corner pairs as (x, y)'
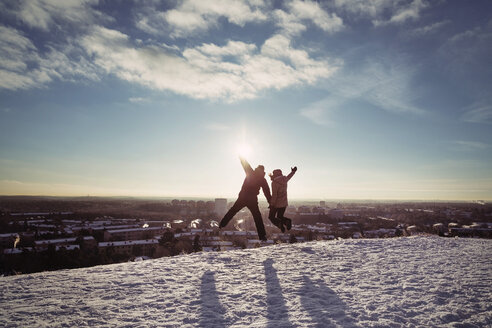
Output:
(1, 236), (491, 327)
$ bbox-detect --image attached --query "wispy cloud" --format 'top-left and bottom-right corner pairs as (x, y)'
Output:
(0, 179), (157, 197)
(411, 20), (449, 35)
(0, 25), (100, 91)
(0, 25), (45, 90)
(299, 54), (425, 126)
(443, 23), (492, 59)
(461, 103), (492, 124)
(204, 122), (230, 131)
(322, 59), (425, 115)
(381, 0), (428, 26)
(129, 97), (149, 103)
(452, 140), (490, 151)
(449, 27), (482, 43)
(333, 0), (429, 26)
(10, 0), (107, 31)
(439, 22), (492, 121)
(300, 98), (339, 126)
(300, 107), (330, 126)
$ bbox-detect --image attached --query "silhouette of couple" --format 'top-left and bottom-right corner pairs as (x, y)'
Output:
(219, 157), (297, 241)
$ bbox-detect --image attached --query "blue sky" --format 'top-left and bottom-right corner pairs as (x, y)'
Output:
(0, 0), (491, 201)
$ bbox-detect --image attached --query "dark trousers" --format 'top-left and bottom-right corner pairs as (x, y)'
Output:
(219, 197), (266, 240)
(268, 207), (291, 228)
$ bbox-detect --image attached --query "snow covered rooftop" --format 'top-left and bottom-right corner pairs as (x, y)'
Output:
(220, 230), (257, 236)
(90, 224), (141, 231)
(1, 236), (490, 327)
(0, 233), (18, 238)
(107, 227), (164, 233)
(98, 239), (159, 247)
(34, 236), (95, 246)
(3, 247), (33, 254)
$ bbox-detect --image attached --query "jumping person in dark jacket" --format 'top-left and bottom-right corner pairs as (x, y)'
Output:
(219, 157), (272, 241)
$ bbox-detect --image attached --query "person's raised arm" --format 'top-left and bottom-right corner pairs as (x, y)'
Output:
(286, 166), (297, 181)
(239, 156), (253, 175)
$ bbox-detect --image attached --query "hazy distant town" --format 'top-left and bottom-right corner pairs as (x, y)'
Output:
(1, 196), (491, 275)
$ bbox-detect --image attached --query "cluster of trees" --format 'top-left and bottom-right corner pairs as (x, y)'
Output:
(157, 231), (202, 256)
(0, 233), (205, 276)
(1, 246), (104, 275)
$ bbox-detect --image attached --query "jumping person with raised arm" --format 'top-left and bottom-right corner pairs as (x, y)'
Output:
(268, 166), (297, 232)
(219, 157), (272, 241)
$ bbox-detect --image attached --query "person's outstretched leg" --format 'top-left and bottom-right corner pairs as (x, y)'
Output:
(247, 201), (267, 241)
(219, 199), (244, 228)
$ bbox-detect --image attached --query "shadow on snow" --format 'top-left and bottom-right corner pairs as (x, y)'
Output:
(198, 260), (358, 327)
(300, 275), (359, 328)
(199, 270), (227, 328)
(264, 258), (295, 328)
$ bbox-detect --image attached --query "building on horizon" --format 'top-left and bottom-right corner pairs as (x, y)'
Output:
(215, 198), (227, 217)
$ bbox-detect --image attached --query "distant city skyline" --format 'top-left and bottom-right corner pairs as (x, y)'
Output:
(1, 1), (491, 201)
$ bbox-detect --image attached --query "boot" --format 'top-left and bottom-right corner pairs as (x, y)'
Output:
(285, 218), (292, 231)
(277, 218), (285, 233)
(272, 217), (285, 232)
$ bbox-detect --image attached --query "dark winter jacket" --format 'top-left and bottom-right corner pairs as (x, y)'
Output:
(238, 158), (271, 203)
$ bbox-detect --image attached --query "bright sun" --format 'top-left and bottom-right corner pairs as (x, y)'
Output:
(237, 143), (252, 158)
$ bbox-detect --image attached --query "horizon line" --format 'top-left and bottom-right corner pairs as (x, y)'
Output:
(0, 194), (489, 203)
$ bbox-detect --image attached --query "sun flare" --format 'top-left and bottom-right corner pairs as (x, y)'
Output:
(237, 143), (252, 158)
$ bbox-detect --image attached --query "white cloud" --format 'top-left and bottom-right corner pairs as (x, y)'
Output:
(81, 27), (339, 101)
(192, 41), (257, 58)
(287, 0), (344, 33)
(273, 0), (343, 36)
(137, 0), (343, 38)
(1, 0), (344, 97)
(136, 0), (268, 37)
(261, 35), (338, 78)
(272, 9), (307, 36)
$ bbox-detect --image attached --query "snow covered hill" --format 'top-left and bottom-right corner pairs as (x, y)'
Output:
(1, 236), (491, 327)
